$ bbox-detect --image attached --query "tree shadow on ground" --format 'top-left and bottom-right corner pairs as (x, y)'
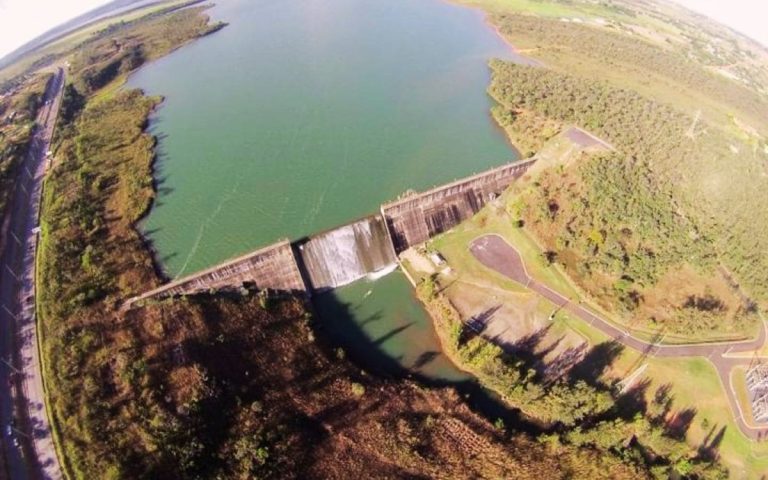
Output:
(412, 351), (440, 370)
(665, 407), (698, 440)
(615, 378), (652, 420)
(568, 341), (624, 387)
(698, 424), (726, 460)
(459, 305), (502, 346)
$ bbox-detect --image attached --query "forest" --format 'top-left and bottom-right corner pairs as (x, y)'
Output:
(489, 14), (768, 130)
(490, 60), (765, 336)
(34, 7), (223, 478)
(416, 280), (726, 479)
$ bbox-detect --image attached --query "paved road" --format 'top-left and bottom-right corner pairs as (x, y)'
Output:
(0, 68), (65, 479)
(469, 233), (768, 440)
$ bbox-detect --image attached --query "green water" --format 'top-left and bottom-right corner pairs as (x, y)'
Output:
(126, 0), (517, 381)
(314, 271), (469, 381)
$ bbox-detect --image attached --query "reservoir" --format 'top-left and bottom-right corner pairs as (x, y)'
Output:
(127, 0), (517, 381)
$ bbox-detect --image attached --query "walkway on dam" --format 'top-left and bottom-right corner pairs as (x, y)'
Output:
(469, 234), (768, 441)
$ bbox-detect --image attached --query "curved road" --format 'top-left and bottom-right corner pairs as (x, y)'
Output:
(469, 233), (768, 440)
(0, 69), (65, 479)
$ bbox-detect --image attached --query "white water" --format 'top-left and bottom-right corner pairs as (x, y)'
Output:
(365, 263), (398, 281)
(299, 216), (397, 290)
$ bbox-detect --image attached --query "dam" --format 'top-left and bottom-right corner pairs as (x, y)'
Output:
(128, 240), (306, 304)
(297, 215), (397, 291)
(128, 157), (537, 305)
(382, 157), (537, 253)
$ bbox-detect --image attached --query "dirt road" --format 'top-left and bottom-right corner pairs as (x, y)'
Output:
(469, 233), (768, 440)
(0, 68), (65, 479)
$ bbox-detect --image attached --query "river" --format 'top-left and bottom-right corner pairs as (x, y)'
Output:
(127, 0), (517, 382)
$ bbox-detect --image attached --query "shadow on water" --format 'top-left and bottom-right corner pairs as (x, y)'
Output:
(311, 272), (544, 435)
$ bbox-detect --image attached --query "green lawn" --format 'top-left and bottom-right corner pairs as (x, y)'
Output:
(643, 358), (768, 478)
(430, 201), (580, 298)
(427, 199), (768, 477)
(457, 0), (622, 19)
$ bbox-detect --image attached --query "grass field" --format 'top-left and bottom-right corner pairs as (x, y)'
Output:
(458, 0), (626, 19)
(426, 196), (768, 478)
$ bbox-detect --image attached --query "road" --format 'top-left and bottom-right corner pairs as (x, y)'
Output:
(0, 68), (65, 479)
(469, 233), (768, 440)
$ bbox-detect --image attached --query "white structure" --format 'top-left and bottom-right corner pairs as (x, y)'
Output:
(746, 356), (768, 423)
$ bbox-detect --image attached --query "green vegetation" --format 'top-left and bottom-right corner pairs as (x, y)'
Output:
(0, 72), (51, 215)
(35, 6), (224, 478)
(67, 6), (225, 96)
(417, 277), (726, 478)
(427, 202), (768, 476)
(459, 0), (768, 98)
(488, 14), (768, 129)
(0, 0), (215, 91)
(39, 85), (163, 478)
(26, 0), (768, 477)
(488, 60), (764, 337)
(34, 4), (659, 478)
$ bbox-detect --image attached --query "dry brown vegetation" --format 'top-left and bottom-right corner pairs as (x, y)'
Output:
(0, 72), (51, 215)
(103, 292), (654, 479)
(29, 1), (757, 478)
(34, 7), (224, 478)
(490, 14), (768, 130)
(33, 6), (648, 479)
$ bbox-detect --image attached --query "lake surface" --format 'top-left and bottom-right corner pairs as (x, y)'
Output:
(128, 0), (515, 278)
(127, 0), (517, 381)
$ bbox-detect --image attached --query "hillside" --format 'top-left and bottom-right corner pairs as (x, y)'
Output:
(461, 2), (768, 339)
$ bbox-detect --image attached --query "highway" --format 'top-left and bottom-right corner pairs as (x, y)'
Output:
(0, 68), (65, 480)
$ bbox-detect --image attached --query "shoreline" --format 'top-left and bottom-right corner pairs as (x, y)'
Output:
(444, 0), (542, 67)
(411, 274), (551, 430)
(124, 16), (229, 287)
(483, 16), (543, 67)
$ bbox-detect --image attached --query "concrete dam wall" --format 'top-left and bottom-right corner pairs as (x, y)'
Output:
(131, 158), (536, 303)
(128, 240), (306, 304)
(381, 157), (536, 253)
(297, 215), (397, 291)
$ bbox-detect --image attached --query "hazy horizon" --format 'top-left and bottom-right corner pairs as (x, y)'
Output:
(0, 0), (767, 63)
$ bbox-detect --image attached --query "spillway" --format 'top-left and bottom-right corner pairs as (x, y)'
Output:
(297, 215), (397, 291)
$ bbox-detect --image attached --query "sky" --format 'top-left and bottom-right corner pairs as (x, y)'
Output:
(0, 0), (110, 59)
(673, 0), (768, 47)
(0, 0), (767, 61)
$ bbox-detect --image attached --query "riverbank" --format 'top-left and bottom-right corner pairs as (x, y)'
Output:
(402, 213), (732, 476)
(35, 6), (228, 478)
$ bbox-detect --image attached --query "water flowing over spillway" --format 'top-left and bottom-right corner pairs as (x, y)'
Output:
(298, 215), (396, 290)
